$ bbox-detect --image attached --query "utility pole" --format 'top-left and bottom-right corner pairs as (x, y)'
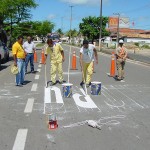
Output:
(69, 5), (74, 44)
(113, 13), (120, 47)
(61, 17), (64, 32)
(99, 0), (102, 51)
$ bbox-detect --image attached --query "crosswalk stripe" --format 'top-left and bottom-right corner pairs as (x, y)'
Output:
(24, 98), (34, 113)
(12, 129), (28, 150)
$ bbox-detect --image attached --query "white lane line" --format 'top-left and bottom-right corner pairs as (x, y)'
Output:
(37, 68), (41, 72)
(35, 74), (40, 79)
(12, 129), (28, 150)
(31, 83), (38, 91)
(38, 64), (42, 67)
(24, 98), (34, 113)
(44, 87), (51, 103)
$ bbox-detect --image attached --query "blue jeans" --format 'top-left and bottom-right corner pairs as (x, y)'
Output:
(16, 59), (25, 85)
(25, 53), (34, 72)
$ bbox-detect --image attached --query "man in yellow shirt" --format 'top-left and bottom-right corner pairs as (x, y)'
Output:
(12, 36), (26, 86)
(45, 38), (65, 86)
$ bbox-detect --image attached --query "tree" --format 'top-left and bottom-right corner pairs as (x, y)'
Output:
(56, 28), (63, 37)
(79, 16), (110, 41)
(0, 0), (37, 47)
(65, 29), (79, 38)
(9, 20), (55, 40)
(0, 0), (37, 26)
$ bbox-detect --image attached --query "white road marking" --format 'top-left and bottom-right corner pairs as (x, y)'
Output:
(35, 74), (40, 79)
(38, 64), (42, 67)
(24, 98), (34, 113)
(44, 87), (51, 103)
(37, 68), (41, 72)
(51, 86), (64, 103)
(73, 93), (98, 109)
(12, 129), (28, 150)
(31, 83), (37, 91)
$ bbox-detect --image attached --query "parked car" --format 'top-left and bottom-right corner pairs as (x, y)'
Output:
(3, 43), (9, 62)
(0, 41), (4, 68)
(0, 40), (9, 64)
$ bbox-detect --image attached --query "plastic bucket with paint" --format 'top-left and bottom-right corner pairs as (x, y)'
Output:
(91, 81), (101, 95)
(62, 83), (73, 98)
(48, 114), (58, 130)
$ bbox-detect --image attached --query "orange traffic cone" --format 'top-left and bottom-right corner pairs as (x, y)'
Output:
(109, 51), (116, 77)
(34, 51), (38, 63)
(40, 49), (45, 64)
(71, 50), (77, 70)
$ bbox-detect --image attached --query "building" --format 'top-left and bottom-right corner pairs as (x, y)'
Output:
(107, 16), (150, 44)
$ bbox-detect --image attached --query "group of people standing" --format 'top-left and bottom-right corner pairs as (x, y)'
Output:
(12, 36), (36, 86)
(12, 36), (127, 87)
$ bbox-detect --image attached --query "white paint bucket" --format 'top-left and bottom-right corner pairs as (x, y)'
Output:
(62, 83), (73, 98)
(91, 81), (101, 95)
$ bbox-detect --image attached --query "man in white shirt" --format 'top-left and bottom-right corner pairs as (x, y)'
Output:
(23, 36), (36, 73)
(80, 40), (98, 87)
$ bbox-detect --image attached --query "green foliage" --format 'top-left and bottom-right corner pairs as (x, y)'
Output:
(65, 29), (79, 38)
(141, 44), (150, 49)
(7, 20), (54, 40)
(79, 16), (110, 41)
(0, 0), (38, 25)
(56, 28), (63, 36)
(134, 43), (139, 47)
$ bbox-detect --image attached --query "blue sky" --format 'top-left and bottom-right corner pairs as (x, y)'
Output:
(31, 0), (150, 32)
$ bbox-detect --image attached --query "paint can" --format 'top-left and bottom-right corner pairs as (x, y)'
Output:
(62, 83), (73, 98)
(48, 114), (58, 130)
(91, 81), (101, 95)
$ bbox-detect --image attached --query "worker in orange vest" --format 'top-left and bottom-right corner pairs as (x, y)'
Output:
(115, 39), (127, 81)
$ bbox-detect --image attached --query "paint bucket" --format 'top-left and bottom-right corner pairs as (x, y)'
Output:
(48, 114), (58, 130)
(62, 83), (73, 98)
(91, 81), (101, 95)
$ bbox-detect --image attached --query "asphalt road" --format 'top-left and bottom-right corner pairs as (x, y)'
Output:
(0, 45), (150, 150)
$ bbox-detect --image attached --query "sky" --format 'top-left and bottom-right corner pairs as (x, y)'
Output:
(31, 0), (150, 32)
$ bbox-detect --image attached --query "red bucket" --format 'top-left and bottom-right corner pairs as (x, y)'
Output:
(48, 114), (58, 130)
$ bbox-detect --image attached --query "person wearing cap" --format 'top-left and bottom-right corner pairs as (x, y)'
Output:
(12, 35), (26, 86)
(45, 38), (65, 86)
(80, 40), (98, 87)
(23, 36), (36, 74)
(115, 39), (127, 81)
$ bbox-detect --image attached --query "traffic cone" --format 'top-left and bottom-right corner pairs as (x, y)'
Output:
(109, 51), (116, 77)
(40, 49), (45, 64)
(34, 51), (38, 63)
(71, 50), (77, 70)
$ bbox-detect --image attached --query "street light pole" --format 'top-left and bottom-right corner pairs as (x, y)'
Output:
(99, 0), (102, 51)
(68, 5), (74, 83)
(113, 13), (120, 47)
(69, 5), (73, 44)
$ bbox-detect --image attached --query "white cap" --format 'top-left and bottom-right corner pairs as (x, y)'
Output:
(119, 39), (124, 43)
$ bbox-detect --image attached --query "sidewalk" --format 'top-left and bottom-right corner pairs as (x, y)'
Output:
(97, 47), (150, 65)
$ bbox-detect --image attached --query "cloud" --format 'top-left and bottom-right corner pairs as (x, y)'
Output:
(60, 0), (109, 5)
(47, 14), (56, 20)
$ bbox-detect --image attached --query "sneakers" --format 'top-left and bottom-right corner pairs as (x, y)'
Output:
(50, 82), (56, 86)
(58, 81), (63, 84)
(80, 81), (91, 88)
(80, 81), (85, 87)
(86, 82), (91, 88)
